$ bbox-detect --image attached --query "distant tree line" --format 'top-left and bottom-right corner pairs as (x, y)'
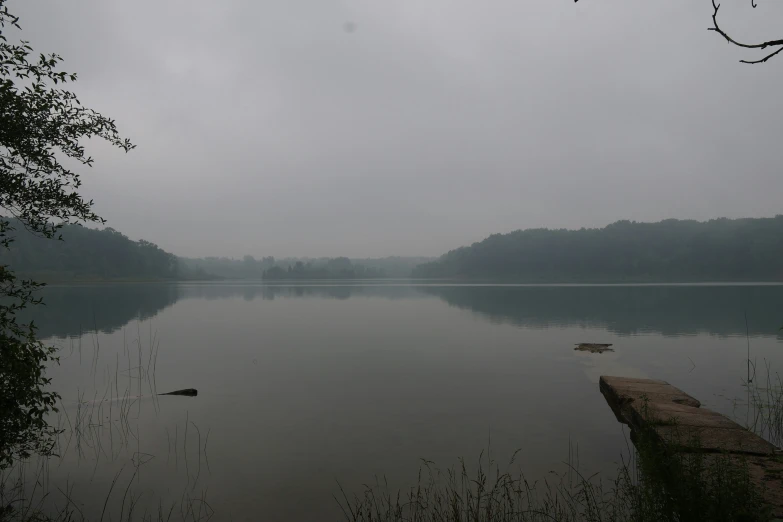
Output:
(8, 216), (783, 283)
(178, 255), (277, 279)
(183, 255), (388, 280)
(0, 220), (183, 281)
(262, 257), (384, 280)
(412, 217), (783, 282)
(0, 219), (435, 282)
(179, 255), (435, 280)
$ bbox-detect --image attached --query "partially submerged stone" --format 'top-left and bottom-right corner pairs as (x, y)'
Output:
(575, 343), (614, 353)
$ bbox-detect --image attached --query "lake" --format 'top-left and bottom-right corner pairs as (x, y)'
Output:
(15, 282), (783, 521)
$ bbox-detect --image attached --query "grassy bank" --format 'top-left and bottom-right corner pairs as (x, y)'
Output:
(339, 363), (783, 522)
(338, 428), (771, 522)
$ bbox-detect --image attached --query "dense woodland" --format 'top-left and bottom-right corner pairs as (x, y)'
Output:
(0, 220), (428, 281)
(412, 217), (783, 282)
(0, 221), (182, 281)
(6, 217), (783, 283)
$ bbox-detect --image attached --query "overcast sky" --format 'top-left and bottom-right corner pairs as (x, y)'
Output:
(9, 0), (783, 258)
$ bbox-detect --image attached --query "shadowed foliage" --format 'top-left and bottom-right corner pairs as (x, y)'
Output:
(0, 220), (181, 282)
(413, 217), (783, 283)
(0, 0), (132, 470)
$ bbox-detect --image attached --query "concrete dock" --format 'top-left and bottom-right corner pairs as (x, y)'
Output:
(600, 375), (783, 518)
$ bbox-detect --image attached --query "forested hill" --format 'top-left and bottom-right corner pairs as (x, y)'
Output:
(412, 217), (783, 282)
(0, 220), (431, 282)
(0, 221), (185, 281)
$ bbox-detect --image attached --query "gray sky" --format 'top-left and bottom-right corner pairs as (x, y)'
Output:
(10, 0), (783, 258)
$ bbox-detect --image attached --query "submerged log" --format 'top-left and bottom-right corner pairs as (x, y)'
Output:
(159, 388), (198, 397)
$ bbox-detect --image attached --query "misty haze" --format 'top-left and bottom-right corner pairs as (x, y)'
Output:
(2, 0), (783, 521)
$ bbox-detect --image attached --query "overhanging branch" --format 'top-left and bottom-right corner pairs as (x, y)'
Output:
(709, 0), (783, 63)
(574, 0), (782, 64)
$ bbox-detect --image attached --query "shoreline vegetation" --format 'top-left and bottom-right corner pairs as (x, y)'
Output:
(4, 216), (783, 285)
(0, 219), (433, 282)
(414, 216), (783, 282)
(340, 420), (773, 522)
(180, 255), (434, 280)
(21, 277), (783, 286)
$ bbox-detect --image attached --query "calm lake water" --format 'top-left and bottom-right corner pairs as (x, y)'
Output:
(19, 282), (783, 521)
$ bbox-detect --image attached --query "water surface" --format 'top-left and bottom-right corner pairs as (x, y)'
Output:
(25, 282), (783, 521)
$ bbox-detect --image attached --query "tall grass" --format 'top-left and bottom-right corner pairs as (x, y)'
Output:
(0, 458), (214, 522)
(336, 449), (630, 522)
(336, 327), (783, 522)
(0, 323), (213, 522)
(741, 359), (783, 448)
(337, 425), (771, 522)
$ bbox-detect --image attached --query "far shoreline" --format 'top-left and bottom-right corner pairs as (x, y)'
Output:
(36, 278), (783, 287)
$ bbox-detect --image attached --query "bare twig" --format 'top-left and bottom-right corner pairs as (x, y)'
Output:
(740, 45), (783, 64)
(709, 0), (783, 63)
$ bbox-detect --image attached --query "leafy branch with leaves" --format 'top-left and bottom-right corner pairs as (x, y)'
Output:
(0, 0), (133, 470)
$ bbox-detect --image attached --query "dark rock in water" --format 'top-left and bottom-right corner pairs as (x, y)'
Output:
(159, 388), (198, 397)
(574, 343), (614, 354)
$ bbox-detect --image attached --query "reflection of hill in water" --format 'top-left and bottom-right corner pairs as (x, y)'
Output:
(176, 283), (424, 302)
(27, 284), (182, 339)
(419, 285), (783, 337)
(29, 283), (783, 340)
(31, 283), (424, 338)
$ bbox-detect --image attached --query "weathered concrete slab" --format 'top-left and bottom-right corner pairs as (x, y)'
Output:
(599, 376), (701, 425)
(743, 455), (783, 519)
(629, 401), (742, 430)
(652, 425), (777, 456)
(692, 454), (783, 519)
(600, 376), (669, 386)
(600, 375), (775, 454)
(600, 375), (783, 518)
(599, 376), (700, 406)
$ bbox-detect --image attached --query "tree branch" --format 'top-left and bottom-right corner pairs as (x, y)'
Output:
(740, 44), (783, 64)
(709, 0), (783, 63)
